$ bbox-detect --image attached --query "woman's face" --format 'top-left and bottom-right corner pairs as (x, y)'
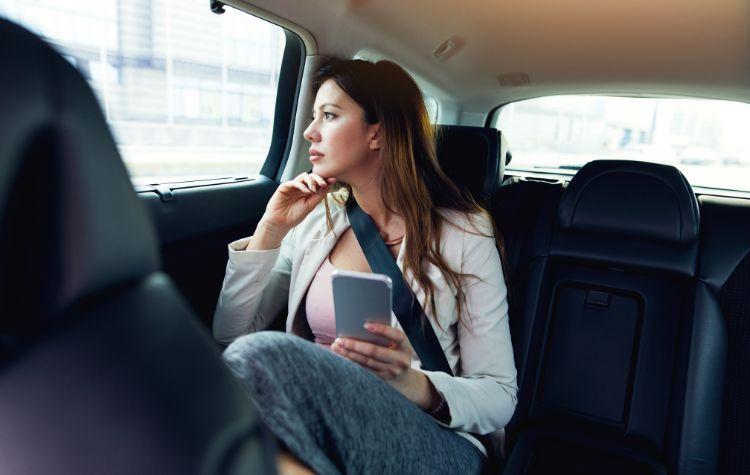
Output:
(303, 79), (381, 183)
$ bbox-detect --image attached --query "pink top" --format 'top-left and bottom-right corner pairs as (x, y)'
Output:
(305, 256), (338, 351)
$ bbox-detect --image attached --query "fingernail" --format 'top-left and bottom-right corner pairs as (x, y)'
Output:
(364, 323), (374, 330)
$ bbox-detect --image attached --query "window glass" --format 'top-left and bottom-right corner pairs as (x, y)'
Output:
(424, 95), (439, 123)
(494, 95), (750, 192)
(0, 0), (286, 185)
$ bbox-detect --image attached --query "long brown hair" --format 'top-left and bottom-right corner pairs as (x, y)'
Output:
(312, 58), (509, 333)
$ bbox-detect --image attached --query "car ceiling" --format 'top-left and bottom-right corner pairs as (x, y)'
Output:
(231, 0), (750, 114)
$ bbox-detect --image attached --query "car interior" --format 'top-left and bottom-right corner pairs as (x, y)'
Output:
(1, 0), (748, 474)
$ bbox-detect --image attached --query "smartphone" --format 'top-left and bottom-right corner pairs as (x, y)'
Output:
(331, 269), (393, 347)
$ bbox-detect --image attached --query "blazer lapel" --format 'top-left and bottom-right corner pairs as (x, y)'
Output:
(285, 207), (351, 334)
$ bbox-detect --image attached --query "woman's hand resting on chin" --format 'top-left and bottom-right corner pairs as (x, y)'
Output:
(247, 172), (336, 250)
(264, 172), (337, 231)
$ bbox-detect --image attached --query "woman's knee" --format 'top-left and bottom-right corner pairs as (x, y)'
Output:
(222, 331), (310, 376)
(222, 330), (360, 389)
(224, 330), (309, 360)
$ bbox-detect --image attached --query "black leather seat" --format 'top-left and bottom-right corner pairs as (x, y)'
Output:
(696, 195), (750, 475)
(436, 125), (509, 205)
(491, 176), (565, 350)
(502, 160), (727, 474)
(0, 20), (275, 474)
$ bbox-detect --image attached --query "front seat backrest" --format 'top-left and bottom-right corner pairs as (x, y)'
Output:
(435, 125), (505, 205)
(0, 19), (275, 474)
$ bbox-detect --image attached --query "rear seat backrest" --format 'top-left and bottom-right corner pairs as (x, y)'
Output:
(491, 176), (565, 382)
(697, 195), (750, 475)
(504, 160), (726, 475)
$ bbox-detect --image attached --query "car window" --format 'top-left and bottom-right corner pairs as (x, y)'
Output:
(493, 95), (750, 192)
(424, 95), (439, 123)
(0, 0), (286, 185)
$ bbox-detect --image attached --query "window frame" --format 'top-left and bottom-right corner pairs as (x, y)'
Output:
(259, 27), (305, 181)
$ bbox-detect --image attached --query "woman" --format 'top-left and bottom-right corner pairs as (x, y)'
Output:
(213, 58), (517, 474)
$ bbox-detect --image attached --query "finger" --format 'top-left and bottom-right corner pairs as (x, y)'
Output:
(294, 172), (311, 189)
(299, 173), (317, 192)
(335, 345), (402, 377)
(364, 322), (407, 345)
(279, 180), (309, 195)
(333, 344), (395, 373)
(289, 181), (313, 195)
(336, 338), (410, 369)
(310, 174), (328, 189)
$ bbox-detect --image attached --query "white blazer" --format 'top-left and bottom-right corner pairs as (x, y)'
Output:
(213, 197), (518, 457)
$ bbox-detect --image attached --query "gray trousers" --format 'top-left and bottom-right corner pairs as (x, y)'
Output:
(223, 331), (485, 475)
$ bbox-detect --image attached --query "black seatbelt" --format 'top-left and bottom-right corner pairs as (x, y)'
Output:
(346, 200), (454, 376)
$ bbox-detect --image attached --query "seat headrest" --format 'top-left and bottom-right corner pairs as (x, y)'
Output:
(436, 125), (506, 202)
(0, 20), (159, 341)
(558, 160), (700, 244)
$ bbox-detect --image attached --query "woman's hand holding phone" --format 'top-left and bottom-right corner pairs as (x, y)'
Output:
(247, 172), (336, 250)
(332, 323), (440, 408)
(332, 322), (413, 378)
